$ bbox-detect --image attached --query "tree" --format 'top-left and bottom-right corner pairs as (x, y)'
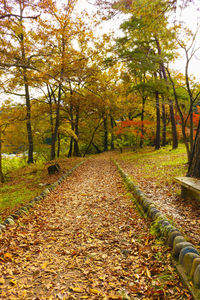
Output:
(0, 102), (25, 182)
(0, 0), (45, 163)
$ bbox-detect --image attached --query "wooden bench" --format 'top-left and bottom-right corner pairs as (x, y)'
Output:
(175, 177), (200, 202)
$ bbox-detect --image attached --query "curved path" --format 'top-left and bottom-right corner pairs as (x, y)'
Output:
(0, 155), (191, 299)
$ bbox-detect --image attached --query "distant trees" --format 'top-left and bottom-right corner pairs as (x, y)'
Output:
(1, 0), (200, 182)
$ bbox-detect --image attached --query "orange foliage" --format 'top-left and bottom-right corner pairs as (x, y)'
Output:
(114, 119), (154, 138)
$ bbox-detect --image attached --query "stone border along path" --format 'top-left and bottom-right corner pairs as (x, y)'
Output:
(0, 155), (194, 299)
(0, 161), (85, 232)
(114, 160), (200, 300)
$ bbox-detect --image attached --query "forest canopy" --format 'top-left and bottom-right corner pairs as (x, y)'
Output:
(0, 0), (200, 182)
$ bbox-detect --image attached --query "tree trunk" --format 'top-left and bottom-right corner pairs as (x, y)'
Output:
(167, 67), (191, 161)
(169, 100), (178, 149)
(155, 90), (160, 150)
(140, 97), (145, 148)
(68, 94), (74, 158)
(187, 118), (200, 177)
(57, 132), (60, 158)
(47, 84), (54, 137)
(110, 115), (115, 150)
(161, 98), (167, 146)
(190, 112), (194, 152)
(155, 36), (178, 149)
(0, 128), (5, 183)
(73, 105), (81, 157)
(83, 119), (102, 157)
(68, 138), (73, 158)
(24, 75), (34, 164)
(92, 142), (102, 153)
(19, 7), (33, 164)
(103, 114), (108, 152)
(50, 83), (62, 160)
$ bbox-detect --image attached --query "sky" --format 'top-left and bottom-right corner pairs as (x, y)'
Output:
(173, 0), (200, 78)
(0, 0), (200, 106)
(76, 0), (200, 79)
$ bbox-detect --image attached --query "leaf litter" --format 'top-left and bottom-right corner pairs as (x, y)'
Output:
(114, 151), (200, 248)
(0, 154), (192, 299)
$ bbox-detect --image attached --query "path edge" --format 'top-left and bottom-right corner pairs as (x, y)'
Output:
(0, 160), (85, 231)
(113, 159), (200, 300)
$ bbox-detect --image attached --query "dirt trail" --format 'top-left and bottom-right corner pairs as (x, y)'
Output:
(0, 155), (192, 299)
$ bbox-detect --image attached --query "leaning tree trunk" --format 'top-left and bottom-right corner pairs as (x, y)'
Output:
(187, 118), (200, 177)
(83, 119), (102, 157)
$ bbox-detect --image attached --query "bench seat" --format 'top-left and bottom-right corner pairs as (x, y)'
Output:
(175, 177), (200, 202)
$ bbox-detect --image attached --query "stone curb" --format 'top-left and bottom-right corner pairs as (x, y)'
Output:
(114, 160), (200, 299)
(0, 160), (85, 231)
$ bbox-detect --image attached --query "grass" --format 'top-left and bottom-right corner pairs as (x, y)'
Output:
(118, 144), (188, 185)
(0, 155), (84, 221)
(2, 156), (27, 175)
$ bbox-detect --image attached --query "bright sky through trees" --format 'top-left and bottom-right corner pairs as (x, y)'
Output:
(173, 0), (200, 78)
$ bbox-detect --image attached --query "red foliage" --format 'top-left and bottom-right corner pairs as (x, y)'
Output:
(114, 119), (154, 139)
(175, 106), (200, 141)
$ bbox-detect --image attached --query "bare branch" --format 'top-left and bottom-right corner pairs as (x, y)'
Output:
(0, 13), (40, 19)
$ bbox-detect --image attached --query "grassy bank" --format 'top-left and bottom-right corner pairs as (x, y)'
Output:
(0, 156), (84, 222)
(115, 144), (188, 187)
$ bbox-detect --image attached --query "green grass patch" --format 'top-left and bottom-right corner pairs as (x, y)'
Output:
(2, 156), (27, 175)
(0, 183), (38, 210)
(119, 144), (188, 184)
(0, 155), (84, 221)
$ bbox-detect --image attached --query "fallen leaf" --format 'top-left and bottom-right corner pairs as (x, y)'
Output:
(4, 253), (12, 261)
(41, 261), (48, 269)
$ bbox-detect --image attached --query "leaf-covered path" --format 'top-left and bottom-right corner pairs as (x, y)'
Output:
(0, 155), (192, 299)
